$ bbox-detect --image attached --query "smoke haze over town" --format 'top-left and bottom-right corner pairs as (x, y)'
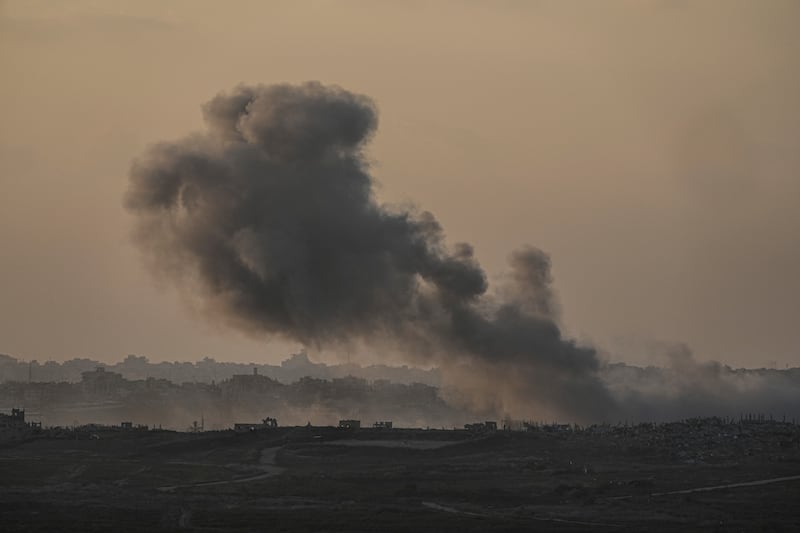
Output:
(1, 1), (799, 424)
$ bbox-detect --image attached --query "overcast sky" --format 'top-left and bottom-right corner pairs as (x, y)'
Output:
(1, 0), (798, 367)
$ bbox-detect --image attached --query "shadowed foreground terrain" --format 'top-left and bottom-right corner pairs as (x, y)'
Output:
(1, 421), (799, 531)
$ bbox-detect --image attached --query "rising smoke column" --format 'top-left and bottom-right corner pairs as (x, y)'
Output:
(125, 82), (615, 421)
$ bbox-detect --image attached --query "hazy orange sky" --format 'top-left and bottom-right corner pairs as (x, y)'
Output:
(1, 1), (798, 367)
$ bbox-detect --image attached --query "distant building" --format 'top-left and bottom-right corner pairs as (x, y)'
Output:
(233, 417), (278, 433)
(338, 419), (361, 430)
(0, 408), (26, 429)
(225, 371), (281, 394)
(465, 421), (497, 433)
(81, 366), (125, 396)
(0, 408), (39, 432)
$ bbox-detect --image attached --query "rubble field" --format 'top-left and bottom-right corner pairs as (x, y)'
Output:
(1, 419), (799, 531)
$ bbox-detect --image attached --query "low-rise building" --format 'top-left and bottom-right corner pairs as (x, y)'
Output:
(234, 417), (278, 433)
(338, 419), (361, 430)
(465, 421), (497, 433)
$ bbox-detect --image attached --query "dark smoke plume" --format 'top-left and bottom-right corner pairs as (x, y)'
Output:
(125, 82), (615, 421)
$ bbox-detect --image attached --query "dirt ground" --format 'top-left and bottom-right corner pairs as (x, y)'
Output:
(1, 423), (799, 531)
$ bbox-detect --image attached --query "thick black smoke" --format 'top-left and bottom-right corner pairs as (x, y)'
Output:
(125, 82), (615, 421)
